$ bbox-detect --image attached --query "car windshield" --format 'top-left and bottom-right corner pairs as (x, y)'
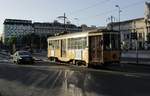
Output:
(18, 51), (31, 56)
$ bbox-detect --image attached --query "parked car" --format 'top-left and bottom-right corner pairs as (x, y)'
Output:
(12, 51), (34, 64)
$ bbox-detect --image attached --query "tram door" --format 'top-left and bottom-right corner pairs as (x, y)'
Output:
(89, 35), (103, 63)
(61, 39), (66, 57)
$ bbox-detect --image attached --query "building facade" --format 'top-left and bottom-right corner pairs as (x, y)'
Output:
(107, 2), (150, 50)
(3, 19), (33, 47)
(33, 20), (82, 37)
(107, 18), (147, 50)
(2, 19), (83, 49)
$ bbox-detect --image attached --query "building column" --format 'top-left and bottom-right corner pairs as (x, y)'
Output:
(145, 19), (149, 41)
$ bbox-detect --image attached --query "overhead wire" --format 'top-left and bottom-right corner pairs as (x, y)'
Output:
(68, 0), (112, 24)
(81, 0), (145, 21)
(69, 0), (111, 15)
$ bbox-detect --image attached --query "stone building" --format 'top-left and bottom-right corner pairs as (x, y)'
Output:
(107, 18), (147, 50)
(2, 19), (82, 49)
(33, 20), (82, 37)
(107, 2), (150, 50)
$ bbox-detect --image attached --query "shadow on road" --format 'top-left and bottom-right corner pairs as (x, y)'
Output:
(0, 64), (64, 89)
(0, 63), (150, 96)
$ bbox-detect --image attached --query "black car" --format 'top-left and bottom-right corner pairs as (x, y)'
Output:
(12, 51), (34, 64)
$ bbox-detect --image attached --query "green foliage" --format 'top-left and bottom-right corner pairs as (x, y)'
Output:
(4, 36), (17, 54)
(5, 36), (17, 46)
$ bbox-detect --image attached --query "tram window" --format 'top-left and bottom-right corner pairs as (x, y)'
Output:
(48, 40), (60, 49)
(103, 34), (119, 50)
(68, 38), (71, 49)
(103, 34), (110, 50)
(48, 41), (53, 48)
(49, 41), (52, 46)
(55, 40), (60, 49)
(68, 37), (87, 49)
(111, 34), (119, 50)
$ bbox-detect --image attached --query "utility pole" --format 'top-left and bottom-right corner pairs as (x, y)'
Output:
(64, 13), (66, 33)
(106, 16), (115, 30)
(74, 18), (80, 31)
(58, 13), (67, 33)
(106, 16), (116, 55)
(39, 33), (41, 52)
(74, 18), (79, 26)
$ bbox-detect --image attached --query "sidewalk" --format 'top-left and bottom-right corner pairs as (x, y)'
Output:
(121, 50), (150, 65)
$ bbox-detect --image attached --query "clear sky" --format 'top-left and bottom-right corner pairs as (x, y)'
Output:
(0, 0), (148, 34)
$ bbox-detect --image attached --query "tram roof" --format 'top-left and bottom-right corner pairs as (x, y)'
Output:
(47, 29), (118, 40)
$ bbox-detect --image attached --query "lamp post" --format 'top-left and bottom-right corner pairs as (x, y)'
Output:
(115, 5), (122, 50)
(115, 5), (122, 67)
(115, 5), (121, 32)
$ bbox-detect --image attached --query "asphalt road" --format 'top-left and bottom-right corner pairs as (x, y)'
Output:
(0, 54), (150, 96)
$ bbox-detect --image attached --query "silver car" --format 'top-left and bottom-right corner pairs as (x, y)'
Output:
(12, 51), (34, 64)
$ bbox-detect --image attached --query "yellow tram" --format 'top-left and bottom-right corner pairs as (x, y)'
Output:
(47, 29), (120, 67)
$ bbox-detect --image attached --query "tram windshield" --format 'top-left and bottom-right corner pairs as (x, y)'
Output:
(103, 33), (120, 50)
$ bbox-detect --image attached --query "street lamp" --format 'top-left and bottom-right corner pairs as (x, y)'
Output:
(115, 5), (122, 67)
(115, 5), (121, 19)
(115, 5), (121, 31)
(115, 5), (122, 33)
(115, 5), (122, 49)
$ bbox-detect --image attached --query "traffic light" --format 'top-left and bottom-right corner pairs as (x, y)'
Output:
(131, 32), (137, 40)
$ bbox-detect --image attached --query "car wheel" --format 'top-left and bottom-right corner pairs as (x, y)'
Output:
(16, 61), (21, 65)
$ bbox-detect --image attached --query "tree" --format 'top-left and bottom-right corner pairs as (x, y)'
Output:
(21, 33), (40, 49)
(21, 33), (48, 51)
(7, 36), (17, 54)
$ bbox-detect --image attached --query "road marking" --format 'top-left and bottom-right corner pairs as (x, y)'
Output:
(124, 74), (141, 78)
(0, 60), (11, 63)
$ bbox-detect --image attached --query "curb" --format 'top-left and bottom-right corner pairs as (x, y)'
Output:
(121, 61), (150, 67)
